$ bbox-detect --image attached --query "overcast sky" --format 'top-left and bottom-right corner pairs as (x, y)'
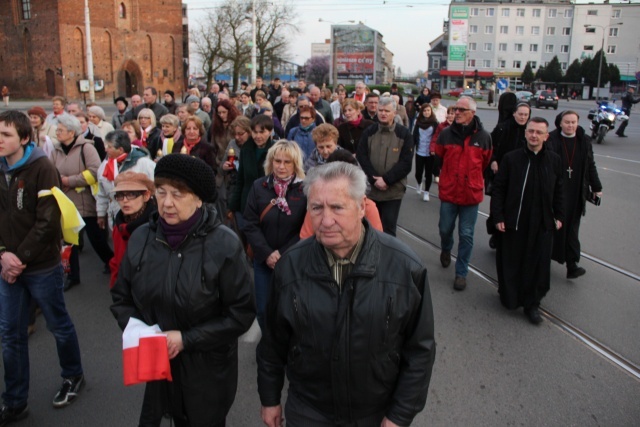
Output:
(182, 0), (450, 76)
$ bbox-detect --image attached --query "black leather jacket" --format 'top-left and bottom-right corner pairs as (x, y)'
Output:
(257, 223), (436, 426)
(111, 205), (255, 423)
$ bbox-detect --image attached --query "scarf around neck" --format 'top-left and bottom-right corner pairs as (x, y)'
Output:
(182, 138), (200, 155)
(103, 152), (128, 181)
(159, 207), (203, 250)
(273, 174), (294, 215)
(349, 115), (363, 127)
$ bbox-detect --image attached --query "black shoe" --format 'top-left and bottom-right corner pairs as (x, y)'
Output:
(440, 251), (451, 268)
(567, 266), (586, 279)
(524, 307), (543, 325)
(616, 133), (627, 137)
(102, 264), (111, 275)
(488, 235), (497, 249)
(63, 278), (80, 292)
(0, 404), (29, 426)
(52, 375), (84, 408)
(453, 276), (467, 291)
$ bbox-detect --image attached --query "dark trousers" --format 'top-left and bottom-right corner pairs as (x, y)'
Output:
(432, 155), (442, 177)
(285, 391), (385, 427)
(374, 199), (403, 237)
(564, 214), (582, 267)
(68, 216), (113, 281)
(414, 154), (435, 192)
(616, 109), (630, 135)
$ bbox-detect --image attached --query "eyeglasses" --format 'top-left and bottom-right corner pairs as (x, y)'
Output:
(453, 107), (471, 113)
(114, 191), (145, 201)
(299, 116), (313, 120)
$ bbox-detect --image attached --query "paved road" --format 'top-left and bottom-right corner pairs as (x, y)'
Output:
(1, 98), (639, 426)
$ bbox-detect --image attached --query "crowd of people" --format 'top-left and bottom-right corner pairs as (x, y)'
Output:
(0, 76), (605, 426)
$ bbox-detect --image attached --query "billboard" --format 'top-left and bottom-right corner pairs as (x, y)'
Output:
(449, 6), (469, 62)
(333, 26), (375, 80)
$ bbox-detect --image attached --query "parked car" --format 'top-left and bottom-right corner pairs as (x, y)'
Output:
(529, 90), (559, 109)
(447, 88), (465, 97)
(461, 89), (483, 99)
(515, 91), (533, 103)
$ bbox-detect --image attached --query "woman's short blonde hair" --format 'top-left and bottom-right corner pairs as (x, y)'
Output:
(342, 98), (364, 112)
(264, 140), (305, 179)
(159, 114), (180, 128)
(138, 108), (157, 128)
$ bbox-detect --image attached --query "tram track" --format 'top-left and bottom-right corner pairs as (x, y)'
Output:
(397, 223), (640, 381)
(408, 185), (640, 282)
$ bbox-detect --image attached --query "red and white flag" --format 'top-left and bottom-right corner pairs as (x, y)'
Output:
(122, 318), (173, 386)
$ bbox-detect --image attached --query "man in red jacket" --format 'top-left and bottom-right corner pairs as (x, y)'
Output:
(434, 96), (492, 291)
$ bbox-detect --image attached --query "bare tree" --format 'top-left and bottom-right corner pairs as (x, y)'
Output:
(253, 0), (300, 78)
(217, 0), (252, 90)
(191, 11), (227, 91)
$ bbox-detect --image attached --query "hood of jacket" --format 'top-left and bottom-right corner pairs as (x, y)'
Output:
(0, 142), (48, 174)
(449, 115), (484, 139)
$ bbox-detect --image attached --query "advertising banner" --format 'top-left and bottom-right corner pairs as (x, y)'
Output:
(449, 18), (468, 62)
(333, 26), (375, 80)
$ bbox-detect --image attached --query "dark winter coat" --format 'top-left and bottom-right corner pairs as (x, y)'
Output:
(257, 222), (436, 426)
(242, 175), (306, 264)
(111, 205), (255, 425)
(337, 118), (374, 153)
(228, 137), (275, 213)
(490, 116), (527, 165)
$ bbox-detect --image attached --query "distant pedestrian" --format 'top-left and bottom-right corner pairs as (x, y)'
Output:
(1, 86), (9, 106)
(491, 117), (564, 325)
(615, 87), (640, 138)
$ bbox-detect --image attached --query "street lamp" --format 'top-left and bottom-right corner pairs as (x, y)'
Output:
(319, 19), (356, 88)
(584, 22), (623, 102)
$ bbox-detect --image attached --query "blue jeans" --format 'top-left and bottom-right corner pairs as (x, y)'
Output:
(253, 260), (273, 331)
(439, 202), (479, 278)
(0, 265), (83, 407)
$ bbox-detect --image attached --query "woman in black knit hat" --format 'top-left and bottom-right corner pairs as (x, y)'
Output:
(111, 154), (255, 426)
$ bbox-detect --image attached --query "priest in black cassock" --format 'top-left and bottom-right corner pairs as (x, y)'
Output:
(490, 117), (565, 325)
(546, 111), (603, 278)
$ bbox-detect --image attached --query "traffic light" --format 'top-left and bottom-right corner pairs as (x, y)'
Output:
(474, 69), (479, 82)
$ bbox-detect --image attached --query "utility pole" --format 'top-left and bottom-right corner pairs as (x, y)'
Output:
(251, 0), (257, 83)
(84, 0), (95, 102)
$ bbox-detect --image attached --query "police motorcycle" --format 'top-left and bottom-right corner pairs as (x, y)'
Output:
(587, 101), (629, 144)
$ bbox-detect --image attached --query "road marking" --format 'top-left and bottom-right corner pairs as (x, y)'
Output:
(595, 154), (640, 165)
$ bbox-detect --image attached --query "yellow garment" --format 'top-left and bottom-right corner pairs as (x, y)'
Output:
(163, 138), (174, 156)
(76, 170), (99, 195)
(38, 187), (86, 245)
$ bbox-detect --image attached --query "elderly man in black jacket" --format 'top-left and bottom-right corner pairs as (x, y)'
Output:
(258, 161), (435, 427)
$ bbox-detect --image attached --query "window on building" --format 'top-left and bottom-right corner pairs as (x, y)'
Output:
(499, 60), (506, 68)
(609, 28), (619, 37)
(499, 43), (507, 52)
(531, 26), (540, 36)
(612, 10), (621, 18)
(486, 8), (495, 17)
(517, 8), (525, 17)
(502, 9), (510, 17)
(483, 60), (491, 68)
(119, 3), (126, 18)
(500, 26), (508, 35)
(561, 62), (568, 70)
(560, 45), (569, 53)
(530, 44), (538, 52)
(548, 9), (557, 18)
(587, 10), (598, 16)
(485, 25), (494, 34)
(469, 25), (478, 34)
(513, 60), (522, 69)
(516, 26), (524, 35)
(545, 44), (554, 53)
(484, 43), (493, 51)
(21, 0), (32, 20)
(469, 42), (477, 51)
(467, 59), (476, 67)
(514, 43), (523, 52)
(564, 9), (573, 18)
(530, 61), (537, 69)
(544, 61), (550, 67)
(607, 45), (617, 54)
(562, 27), (571, 36)
(433, 58), (440, 69)
(584, 45), (594, 51)
(585, 27), (596, 33)
(470, 8), (479, 17)
(532, 9), (541, 18)
(547, 27), (556, 36)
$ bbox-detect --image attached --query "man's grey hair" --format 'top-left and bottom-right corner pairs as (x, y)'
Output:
(378, 96), (397, 111)
(87, 105), (106, 121)
(458, 96), (477, 112)
(304, 161), (367, 203)
(56, 114), (82, 136)
(66, 102), (84, 112)
(105, 130), (132, 153)
(297, 95), (310, 105)
(355, 81), (365, 88)
(201, 97), (212, 105)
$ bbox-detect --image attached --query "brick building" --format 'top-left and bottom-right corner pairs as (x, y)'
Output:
(0, 0), (185, 100)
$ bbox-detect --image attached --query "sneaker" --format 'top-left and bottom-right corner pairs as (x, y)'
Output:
(440, 251), (451, 268)
(0, 404), (28, 426)
(453, 276), (467, 291)
(416, 182), (422, 195)
(422, 192), (430, 202)
(52, 375), (84, 408)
